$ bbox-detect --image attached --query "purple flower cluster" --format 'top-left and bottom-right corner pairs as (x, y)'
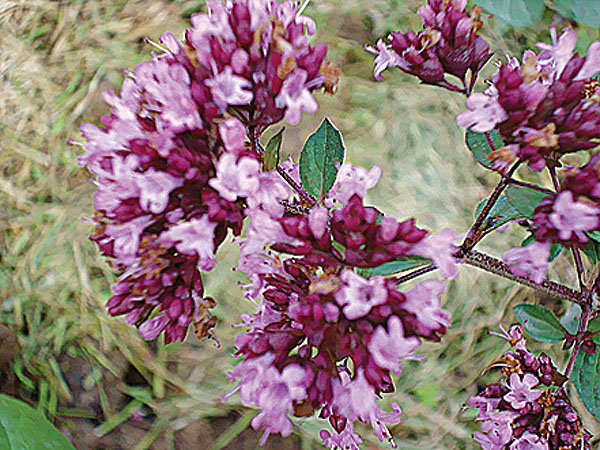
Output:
(458, 26), (600, 170)
(502, 152), (600, 283)
(367, 0), (491, 91)
(467, 325), (591, 450)
(225, 179), (459, 447)
(532, 153), (600, 247)
(72, 0), (337, 343)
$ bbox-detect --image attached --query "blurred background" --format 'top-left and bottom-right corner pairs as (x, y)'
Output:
(1, 0), (600, 448)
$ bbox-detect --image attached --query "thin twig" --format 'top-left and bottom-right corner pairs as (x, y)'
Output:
(462, 250), (587, 306)
(461, 162), (520, 252)
(571, 247), (588, 295)
(395, 264), (436, 284)
(564, 306), (591, 379)
(548, 165), (560, 191)
(276, 165), (317, 207)
(505, 177), (554, 195)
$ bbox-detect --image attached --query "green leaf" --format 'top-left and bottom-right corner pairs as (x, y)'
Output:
(299, 118), (345, 200)
(552, 0), (600, 27)
(587, 230), (600, 243)
(263, 127), (284, 171)
(572, 349), (600, 419)
(513, 303), (566, 342)
(358, 256), (432, 278)
(475, 194), (522, 232)
(476, 0), (546, 27)
(588, 316), (600, 345)
(465, 129), (504, 170)
(521, 235), (563, 262)
(0, 394), (77, 450)
(582, 239), (600, 265)
(560, 304), (582, 335)
(505, 185), (549, 219)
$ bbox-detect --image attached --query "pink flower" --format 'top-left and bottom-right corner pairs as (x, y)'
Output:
(536, 26), (577, 80)
(368, 315), (421, 374)
(239, 208), (297, 256)
(402, 280), (450, 337)
(219, 117), (247, 154)
(473, 429), (512, 450)
(136, 168), (184, 214)
(103, 216), (154, 265)
(503, 373), (542, 409)
(209, 153), (261, 201)
(132, 59), (202, 133)
(410, 227), (460, 279)
(250, 364), (310, 444)
(365, 39), (405, 81)
(324, 162), (382, 207)
(308, 206), (329, 239)
(206, 66), (253, 110)
(159, 215), (217, 270)
(246, 170), (290, 218)
(138, 314), (170, 340)
(320, 423), (364, 450)
(577, 40), (600, 80)
(331, 369), (402, 445)
(275, 69), (318, 125)
(503, 240), (551, 285)
(467, 395), (501, 421)
(225, 353), (310, 445)
(334, 270), (388, 320)
(456, 93), (508, 133)
(509, 432), (549, 450)
(549, 191), (599, 241)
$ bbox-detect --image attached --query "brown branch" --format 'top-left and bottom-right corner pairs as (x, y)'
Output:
(462, 249), (587, 306)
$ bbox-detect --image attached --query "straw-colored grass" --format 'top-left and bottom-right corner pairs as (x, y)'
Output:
(2, 0), (599, 448)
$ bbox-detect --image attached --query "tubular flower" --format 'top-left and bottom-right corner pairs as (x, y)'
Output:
(226, 171), (454, 447)
(466, 325), (591, 450)
(531, 152), (600, 247)
(73, 0), (335, 343)
(458, 26), (600, 170)
(367, 0), (491, 89)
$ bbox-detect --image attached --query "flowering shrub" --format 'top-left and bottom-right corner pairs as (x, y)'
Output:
(73, 0), (600, 448)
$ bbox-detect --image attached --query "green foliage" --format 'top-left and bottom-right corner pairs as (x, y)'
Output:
(477, 0), (600, 29)
(504, 185), (549, 219)
(476, 0), (545, 28)
(299, 118), (345, 201)
(552, 0), (600, 27)
(581, 239), (600, 265)
(464, 129), (503, 170)
(587, 316), (600, 345)
(263, 127), (284, 171)
(475, 195), (522, 233)
(0, 394), (76, 450)
(560, 304), (582, 335)
(357, 256), (431, 278)
(572, 349), (600, 420)
(513, 304), (566, 343)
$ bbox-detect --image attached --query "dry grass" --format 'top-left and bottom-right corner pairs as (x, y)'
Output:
(1, 0), (599, 449)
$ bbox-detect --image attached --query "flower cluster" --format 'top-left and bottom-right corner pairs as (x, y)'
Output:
(367, 0), (491, 91)
(72, 0), (337, 343)
(457, 26), (600, 170)
(466, 325), (591, 450)
(224, 174), (459, 447)
(502, 152), (600, 283)
(532, 153), (600, 247)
